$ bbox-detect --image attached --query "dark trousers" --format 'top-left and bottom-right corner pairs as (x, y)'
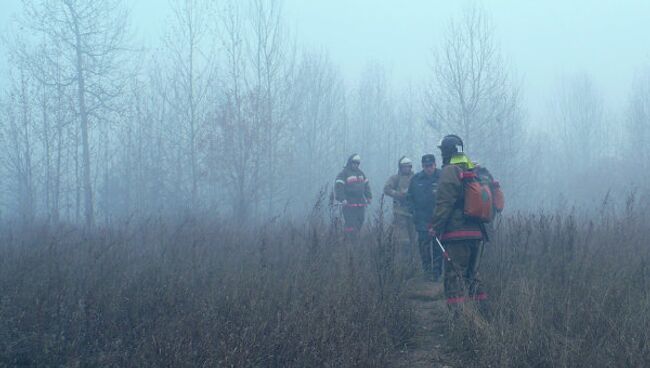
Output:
(443, 239), (486, 305)
(342, 206), (365, 238)
(417, 231), (443, 277)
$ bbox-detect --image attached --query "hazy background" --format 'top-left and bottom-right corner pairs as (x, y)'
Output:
(0, 0), (649, 224)
(3, 4), (650, 367)
(3, 0), (649, 125)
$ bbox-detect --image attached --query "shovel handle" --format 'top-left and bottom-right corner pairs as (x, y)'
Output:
(434, 237), (452, 262)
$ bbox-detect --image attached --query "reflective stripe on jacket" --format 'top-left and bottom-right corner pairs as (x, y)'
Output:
(335, 167), (372, 204)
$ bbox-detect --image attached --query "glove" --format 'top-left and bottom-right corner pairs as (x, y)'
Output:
(427, 225), (437, 238)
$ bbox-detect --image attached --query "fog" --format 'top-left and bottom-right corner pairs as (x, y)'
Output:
(0, 0), (649, 225)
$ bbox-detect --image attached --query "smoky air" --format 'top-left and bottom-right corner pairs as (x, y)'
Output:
(0, 1), (648, 367)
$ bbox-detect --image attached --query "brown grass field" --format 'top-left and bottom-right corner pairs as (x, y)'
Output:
(1, 195), (649, 367)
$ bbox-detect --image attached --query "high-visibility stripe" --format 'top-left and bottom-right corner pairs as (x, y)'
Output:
(446, 293), (488, 304)
(446, 296), (467, 304)
(345, 203), (368, 207)
(346, 176), (368, 184)
(460, 171), (477, 180)
(473, 292), (488, 301)
(441, 230), (482, 240)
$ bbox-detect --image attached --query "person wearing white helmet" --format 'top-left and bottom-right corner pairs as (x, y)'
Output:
(334, 154), (372, 239)
(384, 156), (416, 254)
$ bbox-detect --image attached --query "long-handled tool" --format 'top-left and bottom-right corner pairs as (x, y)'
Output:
(434, 236), (451, 262)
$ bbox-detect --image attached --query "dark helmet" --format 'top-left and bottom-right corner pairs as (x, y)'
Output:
(421, 154), (436, 165)
(438, 134), (464, 155)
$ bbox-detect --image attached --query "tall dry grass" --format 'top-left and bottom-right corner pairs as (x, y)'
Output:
(4, 194), (650, 367)
(0, 208), (416, 367)
(452, 194), (650, 367)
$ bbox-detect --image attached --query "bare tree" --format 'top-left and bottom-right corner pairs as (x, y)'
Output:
(628, 68), (650, 169)
(211, 0), (257, 222)
(31, 40), (72, 223)
(549, 74), (605, 163)
(425, 4), (523, 175)
(1, 69), (36, 222)
(543, 74), (619, 202)
(162, 0), (216, 209)
(210, 0), (294, 220)
(248, 0), (295, 216)
(19, 0), (131, 227)
(395, 83), (430, 162)
(289, 50), (347, 208)
(350, 63), (396, 184)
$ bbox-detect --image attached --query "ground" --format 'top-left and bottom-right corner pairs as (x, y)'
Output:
(392, 277), (460, 368)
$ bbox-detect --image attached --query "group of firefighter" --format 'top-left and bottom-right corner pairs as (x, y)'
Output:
(333, 134), (505, 308)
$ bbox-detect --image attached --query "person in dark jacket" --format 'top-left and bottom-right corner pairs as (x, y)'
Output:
(431, 135), (487, 306)
(334, 154), (372, 238)
(407, 154), (442, 280)
(384, 156), (416, 254)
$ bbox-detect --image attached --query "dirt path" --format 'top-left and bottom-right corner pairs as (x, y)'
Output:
(391, 277), (460, 368)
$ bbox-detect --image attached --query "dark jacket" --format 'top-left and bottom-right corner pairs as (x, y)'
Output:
(384, 157), (414, 217)
(335, 154), (372, 205)
(406, 168), (441, 231)
(431, 153), (483, 242)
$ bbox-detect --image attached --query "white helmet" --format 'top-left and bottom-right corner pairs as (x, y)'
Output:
(399, 156), (413, 166)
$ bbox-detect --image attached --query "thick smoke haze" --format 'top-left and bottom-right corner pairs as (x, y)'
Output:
(4, 0), (650, 120)
(3, 3), (650, 367)
(0, 0), (649, 224)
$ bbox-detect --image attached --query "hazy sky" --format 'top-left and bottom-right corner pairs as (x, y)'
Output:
(2, 0), (649, 127)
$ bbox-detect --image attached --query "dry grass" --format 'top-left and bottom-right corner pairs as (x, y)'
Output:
(451, 194), (650, 367)
(0, 210), (416, 367)
(4, 194), (650, 367)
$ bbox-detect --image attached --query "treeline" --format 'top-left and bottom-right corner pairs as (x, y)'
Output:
(0, 1), (648, 225)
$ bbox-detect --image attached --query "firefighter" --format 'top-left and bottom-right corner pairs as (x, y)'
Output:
(384, 156), (416, 254)
(334, 154), (372, 238)
(430, 135), (488, 306)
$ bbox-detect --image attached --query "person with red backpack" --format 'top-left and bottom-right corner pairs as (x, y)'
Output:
(430, 135), (504, 307)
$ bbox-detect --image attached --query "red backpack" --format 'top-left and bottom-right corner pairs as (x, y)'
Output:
(460, 167), (504, 223)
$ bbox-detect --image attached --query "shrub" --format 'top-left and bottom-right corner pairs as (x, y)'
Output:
(452, 197), (650, 367)
(0, 215), (415, 367)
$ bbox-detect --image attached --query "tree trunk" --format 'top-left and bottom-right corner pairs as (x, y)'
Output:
(54, 122), (62, 223)
(41, 86), (51, 221)
(72, 15), (94, 227)
(19, 71), (35, 222)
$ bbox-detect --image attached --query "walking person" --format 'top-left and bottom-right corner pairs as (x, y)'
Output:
(334, 154), (372, 239)
(384, 156), (416, 255)
(431, 135), (502, 307)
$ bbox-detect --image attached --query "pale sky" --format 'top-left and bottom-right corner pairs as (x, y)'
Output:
(2, 0), (649, 127)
